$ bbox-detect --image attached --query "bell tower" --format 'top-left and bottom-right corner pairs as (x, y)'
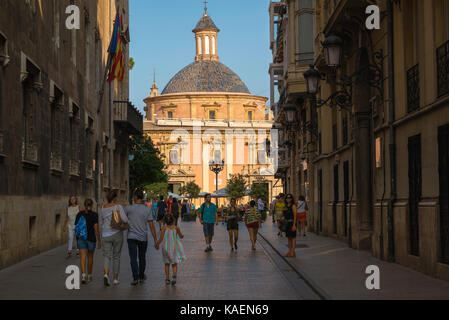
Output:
(193, 4), (220, 62)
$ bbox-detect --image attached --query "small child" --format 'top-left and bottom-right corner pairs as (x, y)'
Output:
(156, 214), (186, 286)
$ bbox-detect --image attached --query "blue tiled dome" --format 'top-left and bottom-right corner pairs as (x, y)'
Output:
(162, 60), (250, 95)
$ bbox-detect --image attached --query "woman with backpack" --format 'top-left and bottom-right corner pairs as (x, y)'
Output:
(100, 191), (129, 286)
(63, 195), (80, 258)
(74, 199), (100, 284)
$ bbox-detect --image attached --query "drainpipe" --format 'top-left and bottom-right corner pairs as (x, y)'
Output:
(387, 0), (396, 263)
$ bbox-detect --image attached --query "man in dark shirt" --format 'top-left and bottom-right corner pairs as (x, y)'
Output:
(74, 199), (100, 284)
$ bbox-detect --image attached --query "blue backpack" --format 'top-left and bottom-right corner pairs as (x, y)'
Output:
(75, 215), (88, 240)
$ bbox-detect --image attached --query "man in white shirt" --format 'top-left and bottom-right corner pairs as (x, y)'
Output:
(257, 197), (265, 215)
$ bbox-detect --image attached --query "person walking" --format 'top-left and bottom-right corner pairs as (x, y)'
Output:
(167, 195), (173, 213)
(199, 194), (218, 252)
(64, 195), (80, 258)
(152, 198), (158, 221)
(245, 200), (262, 251)
(171, 198), (180, 226)
(297, 195), (308, 237)
(284, 194), (297, 258)
(270, 196), (279, 223)
(257, 197), (265, 215)
(74, 199), (100, 284)
(181, 200), (187, 221)
(155, 214), (186, 286)
(100, 191), (129, 286)
(156, 195), (167, 231)
(125, 189), (158, 286)
(225, 198), (240, 251)
(274, 194), (286, 236)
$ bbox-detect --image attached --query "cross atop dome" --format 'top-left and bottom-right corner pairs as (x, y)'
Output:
(204, 0), (208, 15)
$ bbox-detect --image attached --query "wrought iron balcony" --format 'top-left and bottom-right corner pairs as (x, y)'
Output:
(407, 64), (420, 113)
(114, 101), (143, 135)
(437, 40), (449, 97)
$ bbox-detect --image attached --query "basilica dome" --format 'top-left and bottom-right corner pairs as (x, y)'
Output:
(161, 60), (250, 95)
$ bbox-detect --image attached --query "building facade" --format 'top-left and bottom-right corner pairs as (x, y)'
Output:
(270, 0), (449, 281)
(144, 12), (282, 205)
(0, 0), (141, 269)
(269, 0), (315, 199)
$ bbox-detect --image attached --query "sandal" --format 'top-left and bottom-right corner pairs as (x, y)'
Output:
(165, 279), (171, 285)
(171, 275), (177, 286)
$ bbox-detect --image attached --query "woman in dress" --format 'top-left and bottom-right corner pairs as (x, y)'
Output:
(283, 194), (297, 257)
(226, 198), (240, 251)
(245, 200), (262, 251)
(99, 191), (128, 286)
(156, 214), (185, 286)
(63, 195), (80, 258)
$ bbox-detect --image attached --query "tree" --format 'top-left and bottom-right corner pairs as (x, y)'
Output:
(226, 174), (247, 201)
(179, 182), (201, 201)
(250, 183), (269, 202)
(129, 135), (167, 197)
(145, 182), (169, 201)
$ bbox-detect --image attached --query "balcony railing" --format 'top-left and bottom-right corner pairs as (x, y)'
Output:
(114, 102), (143, 135)
(407, 64), (420, 113)
(437, 40), (449, 97)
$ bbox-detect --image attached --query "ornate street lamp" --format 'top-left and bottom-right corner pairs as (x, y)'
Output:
(322, 34), (343, 68)
(209, 159), (224, 205)
(304, 65), (322, 95)
(283, 104), (297, 124)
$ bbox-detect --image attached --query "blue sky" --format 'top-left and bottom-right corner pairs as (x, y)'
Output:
(129, 0), (272, 112)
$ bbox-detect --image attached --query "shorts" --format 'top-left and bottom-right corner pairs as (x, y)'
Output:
(77, 239), (96, 252)
(297, 212), (307, 223)
(246, 222), (260, 229)
(203, 223), (215, 237)
(227, 219), (239, 231)
(274, 211), (283, 221)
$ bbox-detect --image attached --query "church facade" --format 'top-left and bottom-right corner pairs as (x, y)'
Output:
(143, 13), (282, 203)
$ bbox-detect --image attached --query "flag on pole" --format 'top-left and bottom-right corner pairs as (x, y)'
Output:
(107, 12), (125, 83)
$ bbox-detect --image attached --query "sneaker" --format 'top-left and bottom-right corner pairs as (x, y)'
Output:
(87, 275), (93, 283)
(113, 280), (120, 286)
(171, 276), (177, 286)
(104, 275), (110, 287)
(81, 274), (87, 284)
(131, 280), (139, 286)
(235, 243), (238, 250)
